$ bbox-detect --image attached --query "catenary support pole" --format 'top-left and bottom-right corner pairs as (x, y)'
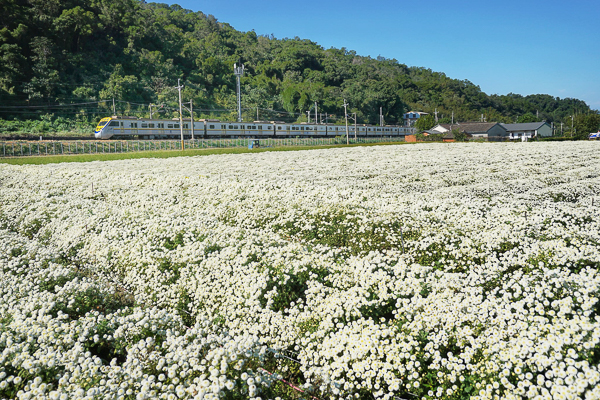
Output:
(343, 99), (349, 145)
(177, 79), (184, 149)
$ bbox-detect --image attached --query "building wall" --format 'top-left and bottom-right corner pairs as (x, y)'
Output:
(538, 124), (552, 137)
(487, 125), (509, 141)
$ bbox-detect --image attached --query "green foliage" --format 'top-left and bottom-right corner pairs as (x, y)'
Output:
(414, 114), (436, 131)
(573, 113), (600, 140)
(452, 128), (466, 142)
(517, 112), (538, 123)
(416, 132), (444, 142)
(0, 0), (596, 130)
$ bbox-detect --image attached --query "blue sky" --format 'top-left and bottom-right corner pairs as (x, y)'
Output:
(165, 0), (600, 111)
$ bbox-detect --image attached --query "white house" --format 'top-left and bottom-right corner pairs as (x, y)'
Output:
(429, 122), (508, 140)
(500, 122), (552, 140)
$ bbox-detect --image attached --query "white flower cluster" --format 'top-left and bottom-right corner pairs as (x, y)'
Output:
(1, 141), (599, 399)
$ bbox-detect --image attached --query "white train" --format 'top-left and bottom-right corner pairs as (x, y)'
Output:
(94, 116), (414, 139)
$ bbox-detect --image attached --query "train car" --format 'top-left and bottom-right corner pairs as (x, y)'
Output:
(95, 116), (415, 140)
(204, 120), (226, 137)
(326, 125), (347, 137)
(274, 122), (292, 137)
(95, 116), (204, 139)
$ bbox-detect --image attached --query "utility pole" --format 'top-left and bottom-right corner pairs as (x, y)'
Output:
(112, 98), (116, 116)
(343, 99), (349, 145)
(234, 63), (244, 122)
(177, 78), (184, 149)
(354, 112), (357, 140)
(149, 103), (153, 119)
(315, 101), (318, 124)
(190, 99), (194, 140)
(571, 115), (574, 138)
(307, 110), (310, 123)
(434, 108), (438, 123)
(181, 99), (194, 139)
(451, 111), (454, 125)
(380, 107), (383, 126)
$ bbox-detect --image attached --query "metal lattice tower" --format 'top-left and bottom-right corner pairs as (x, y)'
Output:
(234, 63), (244, 122)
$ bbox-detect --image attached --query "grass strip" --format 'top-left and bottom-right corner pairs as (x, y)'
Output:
(0, 142), (408, 165)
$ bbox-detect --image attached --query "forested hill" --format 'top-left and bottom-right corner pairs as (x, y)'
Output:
(0, 0), (595, 128)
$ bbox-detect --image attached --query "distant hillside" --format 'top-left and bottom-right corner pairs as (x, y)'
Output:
(0, 0), (596, 131)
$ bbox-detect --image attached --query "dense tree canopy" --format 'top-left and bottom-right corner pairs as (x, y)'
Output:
(0, 0), (597, 131)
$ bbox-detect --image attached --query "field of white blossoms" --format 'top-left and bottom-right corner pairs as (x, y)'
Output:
(1, 141), (600, 400)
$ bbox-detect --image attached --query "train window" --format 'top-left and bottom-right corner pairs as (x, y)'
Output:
(159, 123), (164, 128)
(149, 123), (155, 128)
(258, 125), (262, 129)
(268, 126), (272, 129)
(209, 125), (215, 129)
(141, 123), (148, 128)
(109, 121), (119, 127)
(167, 124), (173, 128)
(277, 126), (282, 130)
(174, 124), (180, 129)
(120, 122), (124, 127)
(184, 124), (188, 129)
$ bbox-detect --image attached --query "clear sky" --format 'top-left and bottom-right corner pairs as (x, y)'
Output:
(164, 0), (600, 111)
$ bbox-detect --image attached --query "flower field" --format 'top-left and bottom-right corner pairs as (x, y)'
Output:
(1, 142), (600, 400)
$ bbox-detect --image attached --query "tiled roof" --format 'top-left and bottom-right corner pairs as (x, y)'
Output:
(437, 122), (503, 134)
(500, 122), (547, 132)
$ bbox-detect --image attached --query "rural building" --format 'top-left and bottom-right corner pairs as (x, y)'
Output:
(403, 111), (428, 127)
(500, 122), (552, 140)
(430, 122), (508, 141)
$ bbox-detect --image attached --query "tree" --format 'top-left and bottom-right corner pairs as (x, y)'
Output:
(452, 128), (466, 142)
(573, 114), (600, 140)
(415, 114), (436, 131)
(517, 112), (538, 123)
